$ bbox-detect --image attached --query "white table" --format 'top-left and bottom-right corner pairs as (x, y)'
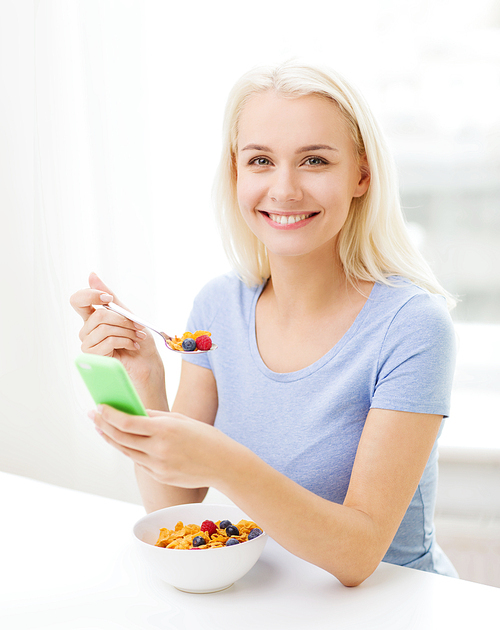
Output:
(1, 472), (499, 630)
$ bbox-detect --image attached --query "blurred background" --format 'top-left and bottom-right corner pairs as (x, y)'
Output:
(1, 0), (499, 586)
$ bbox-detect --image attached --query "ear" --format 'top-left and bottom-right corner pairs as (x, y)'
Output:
(353, 154), (370, 198)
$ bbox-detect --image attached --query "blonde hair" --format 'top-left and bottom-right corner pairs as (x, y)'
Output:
(213, 60), (456, 309)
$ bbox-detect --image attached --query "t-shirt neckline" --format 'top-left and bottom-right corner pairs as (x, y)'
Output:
(249, 279), (378, 382)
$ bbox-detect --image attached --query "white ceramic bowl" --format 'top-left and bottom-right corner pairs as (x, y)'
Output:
(133, 503), (267, 593)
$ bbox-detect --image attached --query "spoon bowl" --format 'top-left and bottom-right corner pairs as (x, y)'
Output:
(104, 302), (217, 354)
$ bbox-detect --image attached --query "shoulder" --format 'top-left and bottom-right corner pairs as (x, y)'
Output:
(374, 277), (451, 323)
(373, 277), (456, 355)
(398, 276), (450, 318)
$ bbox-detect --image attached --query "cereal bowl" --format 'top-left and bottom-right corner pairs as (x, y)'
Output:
(133, 503), (268, 593)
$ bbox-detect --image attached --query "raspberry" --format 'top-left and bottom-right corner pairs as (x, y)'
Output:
(196, 335), (212, 351)
(200, 520), (217, 537)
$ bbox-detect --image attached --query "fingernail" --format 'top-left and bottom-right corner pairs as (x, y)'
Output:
(99, 293), (113, 303)
(134, 322), (145, 330)
(136, 330), (147, 339)
(134, 342), (141, 350)
(96, 405), (104, 414)
(95, 426), (104, 436)
(87, 409), (96, 420)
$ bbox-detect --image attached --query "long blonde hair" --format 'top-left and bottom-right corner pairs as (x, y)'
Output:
(213, 60), (456, 309)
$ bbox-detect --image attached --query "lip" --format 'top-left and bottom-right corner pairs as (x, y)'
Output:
(258, 211), (319, 230)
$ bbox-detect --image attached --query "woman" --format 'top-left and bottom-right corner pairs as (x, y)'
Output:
(71, 61), (457, 586)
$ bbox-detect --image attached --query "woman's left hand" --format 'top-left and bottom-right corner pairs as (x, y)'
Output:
(88, 405), (227, 489)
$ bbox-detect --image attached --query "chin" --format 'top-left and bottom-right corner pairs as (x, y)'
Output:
(265, 242), (323, 259)
(265, 235), (340, 262)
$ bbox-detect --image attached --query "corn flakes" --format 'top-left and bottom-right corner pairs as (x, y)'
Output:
(193, 331), (211, 339)
(155, 519), (262, 549)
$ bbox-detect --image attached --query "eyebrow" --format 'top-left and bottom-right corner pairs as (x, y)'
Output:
(240, 143), (340, 153)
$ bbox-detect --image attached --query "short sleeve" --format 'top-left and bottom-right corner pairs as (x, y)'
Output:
(371, 293), (456, 417)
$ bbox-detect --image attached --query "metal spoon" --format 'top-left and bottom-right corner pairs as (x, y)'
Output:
(104, 302), (217, 354)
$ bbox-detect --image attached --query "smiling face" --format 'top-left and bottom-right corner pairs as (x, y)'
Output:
(236, 91), (369, 262)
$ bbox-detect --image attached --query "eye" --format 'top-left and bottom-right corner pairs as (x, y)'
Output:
(249, 156), (272, 166)
(303, 156), (328, 166)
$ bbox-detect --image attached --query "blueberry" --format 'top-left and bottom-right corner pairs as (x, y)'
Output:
(192, 536), (206, 547)
(248, 528), (262, 540)
(219, 520), (232, 529)
(225, 525), (239, 537)
(225, 538), (240, 546)
(182, 338), (197, 352)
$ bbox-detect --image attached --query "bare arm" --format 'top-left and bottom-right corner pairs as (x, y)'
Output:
(70, 273), (219, 511)
(92, 400), (441, 586)
(215, 408), (442, 586)
(134, 360), (218, 512)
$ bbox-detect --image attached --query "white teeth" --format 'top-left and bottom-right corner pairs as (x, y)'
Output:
(268, 213), (311, 225)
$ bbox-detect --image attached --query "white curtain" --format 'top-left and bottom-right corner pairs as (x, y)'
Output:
(2, 0), (234, 502)
(1, 0), (499, 503)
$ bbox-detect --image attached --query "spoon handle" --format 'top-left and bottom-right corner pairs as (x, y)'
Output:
(104, 302), (165, 337)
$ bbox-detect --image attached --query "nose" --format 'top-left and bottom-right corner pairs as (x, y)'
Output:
(268, 166), (303, 203)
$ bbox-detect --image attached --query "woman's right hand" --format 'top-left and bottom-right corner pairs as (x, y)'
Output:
(70, 272), (167, 407)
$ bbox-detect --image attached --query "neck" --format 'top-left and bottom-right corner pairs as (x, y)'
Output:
(264, 245), (352, 321)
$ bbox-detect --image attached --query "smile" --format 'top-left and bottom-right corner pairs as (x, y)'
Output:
(268, 213), (315, 225)
(259, 211), (319, 229)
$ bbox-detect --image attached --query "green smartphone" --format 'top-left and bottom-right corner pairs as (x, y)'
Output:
(75, 353), (147, 416)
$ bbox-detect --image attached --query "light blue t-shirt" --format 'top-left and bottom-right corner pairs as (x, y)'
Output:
(183, 273), (458, 577)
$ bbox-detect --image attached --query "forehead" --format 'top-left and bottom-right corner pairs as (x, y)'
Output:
(237, 91), (353, 150)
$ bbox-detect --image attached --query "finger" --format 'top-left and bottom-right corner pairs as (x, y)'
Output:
(82, 323), (144, 350)
(146, 409), (187, 420)
(95, 427), (180, 487)
(146, 409), (170, 417)
(88, 274), (146, 332)
(95, 416), (148, 451)
(95, 425), (152, 466)
(96, 404), (153, 437)
(81, 334), (141, 357)
(70, 287), (115, 322)
(88, 273), (128, 309)
(79, 307), (145, 343)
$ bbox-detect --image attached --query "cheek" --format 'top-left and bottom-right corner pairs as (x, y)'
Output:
(316, 173), (354, 208)
(309, 178), (341, 209)
(236, 175), (260, 211)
